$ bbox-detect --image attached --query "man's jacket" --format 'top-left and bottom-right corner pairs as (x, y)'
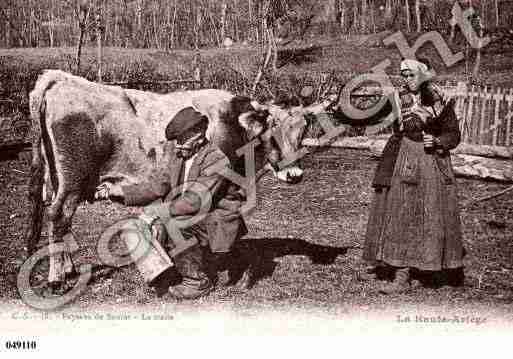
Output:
(121, 141), (247, 253)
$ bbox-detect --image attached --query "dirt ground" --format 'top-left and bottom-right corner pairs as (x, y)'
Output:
(1, 147), (513, 319)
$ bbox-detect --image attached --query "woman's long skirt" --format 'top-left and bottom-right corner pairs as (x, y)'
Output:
(363, 137), (464, 271)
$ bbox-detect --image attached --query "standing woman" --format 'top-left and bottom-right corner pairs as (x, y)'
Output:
(363, 58), (464, 294)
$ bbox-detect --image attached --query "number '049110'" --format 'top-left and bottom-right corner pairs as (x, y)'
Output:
(5, 341), (37, 350)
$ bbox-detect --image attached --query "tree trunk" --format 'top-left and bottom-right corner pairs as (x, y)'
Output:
(452, 154), (513, 182)
(450, 16), (455, 44)
(367, 139), (513, 161)
(473, 6), (484, 78)
(339, 0), (346, 32)
(415, 0), (421, 32)
(405, 0), (410, 32)
(220, 0), (227, 44)
(194, 3), (201, 49)
(28, 6), (34, 47)
(252, 14), (273, 95)
(21, 5), (27, 47)
(234, 9), (239, 42)
(136, 0), (143, 33)
(6, 9), (11, 48)
(134, 0), (144, 47)
(361, 0), (368, 33)
(170, 0), (178, 48)
(105, 3), (110, 46)
(96, 11), (103, 83)
(481, 0), (486, 30)
(353, 0), (358, 33)
(75, 3), (89, 74)
(76, 23), (85, 73)
(473, 44), (481, 77)
(453, 143), (513, 160)
(370, 0), (375, 33)
(385, 0), (392, 24)
(153, 1), (160, 49)
(495, 0), (499, 27)
(248, 0), (253, 42)
(304, 135), (513, 183)
(270, 26), (278, 72)
(114, 10), (119, 47)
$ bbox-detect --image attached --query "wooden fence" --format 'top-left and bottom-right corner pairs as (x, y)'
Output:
(442, 82), (513, 147)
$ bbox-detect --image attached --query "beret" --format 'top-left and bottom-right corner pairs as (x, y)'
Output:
(165, 107), (208, 140)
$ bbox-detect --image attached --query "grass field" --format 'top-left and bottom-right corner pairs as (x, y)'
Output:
(1, 148), (513, 320)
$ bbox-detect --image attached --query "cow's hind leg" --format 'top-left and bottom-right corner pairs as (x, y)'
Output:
(45, 113), (99, 289)
(47, 192), (81, 289)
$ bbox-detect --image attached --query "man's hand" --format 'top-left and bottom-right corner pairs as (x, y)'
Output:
(139, 214), (169, 249)
(94, 183), (124, 200)
(423, 133), (435, 148)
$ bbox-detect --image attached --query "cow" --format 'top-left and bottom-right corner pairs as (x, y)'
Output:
(25, 70), (306, 288)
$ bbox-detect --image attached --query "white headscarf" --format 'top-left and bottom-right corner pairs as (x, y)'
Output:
(400, 59), (429, 74)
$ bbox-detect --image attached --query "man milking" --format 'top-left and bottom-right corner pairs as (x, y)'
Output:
(96, 108), (247, 299)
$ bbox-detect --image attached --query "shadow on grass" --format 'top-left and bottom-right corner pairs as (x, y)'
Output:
(219, 237), (355, 289)
(50, 238), (353, 295)
(56, 264), (118, 291)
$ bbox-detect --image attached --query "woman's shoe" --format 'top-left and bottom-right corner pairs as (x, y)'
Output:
(379, 267), (411, 294)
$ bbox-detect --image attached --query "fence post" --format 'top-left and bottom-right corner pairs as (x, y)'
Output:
(467, 85), (475, 143)
(492, 87), (502, 146)
(506, 89), (513, 147)
(193, 51), (201, 90)
(479, 86), (489, 145)
(456, 81), (468, 143)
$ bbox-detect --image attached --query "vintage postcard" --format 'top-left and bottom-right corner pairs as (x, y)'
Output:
(1, 0), (512, 356)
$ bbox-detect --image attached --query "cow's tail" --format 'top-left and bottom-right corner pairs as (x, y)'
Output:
(25, 71), (58, 255)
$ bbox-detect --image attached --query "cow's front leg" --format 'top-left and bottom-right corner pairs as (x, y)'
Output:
(47, 221), (64, 286)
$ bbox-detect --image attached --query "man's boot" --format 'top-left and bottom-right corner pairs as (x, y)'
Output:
(203, 250), (231, 287)
(379, 267), (410, 294)
(168, 244), (213, 300)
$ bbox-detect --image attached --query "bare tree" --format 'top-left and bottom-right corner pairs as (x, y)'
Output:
(385, 0), (392, 25)
(415, 0), (421, 32)
(370, 0), (375, 33)
(48, 0), (55, 47)
(220, 0), (228, 43)
(96, 5), (103, 82)
(193, 1), (202, 50)
(151, 0), (160, 49)
(405, 0), (410, 32)
(338, 0), (346, 32)
(352, 0), (358, 33)
(169, 0), (178, 48)
(74, 0), (91, 73)
(5, 0), (476, 49)
(248, 0), (254, 42)
(495, 0), (499, 27)
(481, 0), (486, 29)
(1, 7), (12, 47)
(251, 0), (277, 95)
(361, 0), (368, 33)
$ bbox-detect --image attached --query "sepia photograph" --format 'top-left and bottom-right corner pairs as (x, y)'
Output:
(1, 0), (512, 355)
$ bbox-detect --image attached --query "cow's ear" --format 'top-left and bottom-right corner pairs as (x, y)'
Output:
(230, 96), (254, 115)
(197, 101), (230, 123)
(238, 112), (265, 139)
